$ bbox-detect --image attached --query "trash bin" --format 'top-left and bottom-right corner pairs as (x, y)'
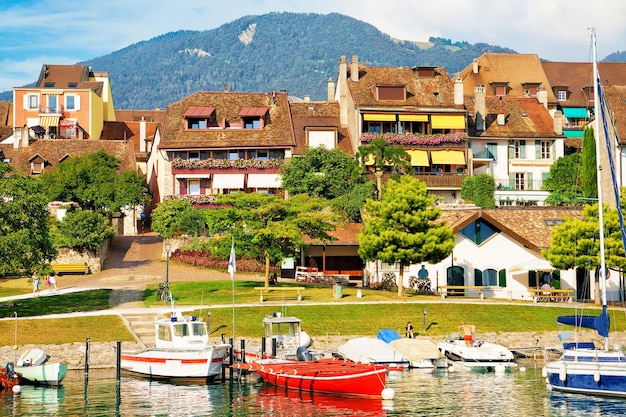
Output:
(333, 281), (343, 299)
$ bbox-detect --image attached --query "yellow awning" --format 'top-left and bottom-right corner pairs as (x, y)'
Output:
(399, 114), (428, 122)
(363, 113), (396, 121)
(406, 150), (429, 166)
(431, 115), (465, 129)
(39, 116), (59, 127)
(430, 150), (465, 165)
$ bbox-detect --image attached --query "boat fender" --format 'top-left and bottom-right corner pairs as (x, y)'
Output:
(559, 366), (566, 382)
(381, 388), (395, 400)
(594, 371), (600, 383)
(541, 367), (547, 378)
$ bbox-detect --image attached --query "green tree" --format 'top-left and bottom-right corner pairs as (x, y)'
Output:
(358, 176), (455, 296)
(52, 209), (116, 252)
(581, 127), (597, 199)
(150, 199), (195, 238)
(356, 138), (412, 199)
(543, 153), (583, 204)
(460, 173), (495, 208)
(281, 147), (374, 221)
(0, 164), (57, 275)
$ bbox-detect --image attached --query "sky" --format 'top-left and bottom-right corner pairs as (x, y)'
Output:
(1, 0), (625, 93)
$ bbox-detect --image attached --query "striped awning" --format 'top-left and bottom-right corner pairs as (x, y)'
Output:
(431, 115), (465, 129)
(39, 116), (59, 127)
(431, 150), (465, 165)
(362, 113), (396, 121)
(399, 114), (428, 122)
(212, 174), (244, 189)
(406, 150), (429, 166)
(247, 174), (282, 188)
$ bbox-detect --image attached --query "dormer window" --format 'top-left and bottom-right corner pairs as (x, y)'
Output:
(413, 66), (436, 79)
(68, 82), (77, 88)
(557, 90), (568, 101)
(521, 82), (541, 96)
(44, 82), (55, 88)
(582, 86), (594, 101)
(375, 85), (406, 100)
(490, 82), (509, 96)
(183, 106), (217, 130)
(238, 107), (268, 129)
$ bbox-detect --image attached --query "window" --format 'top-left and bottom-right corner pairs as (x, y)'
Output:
(365, 121), (397, 134)
(212, 150), (227, 159)
(514, 140), (526, 159)
(557, 90), (567, 101)
(229, 150), (239, 160)
(25, 94), (39, 110)
(188, 118), (208, 129)
(400, 121), (427, 134)
(65, 95), (79, 111)
(243, 118), (261, 129)
(188, 151), (200, 161)
(257, 150), (268, 160)
(44, 82), (54, 88)
(483, 269), (498, 286)
(486, 143), (497, 160)
(459, 219), (499, 246)
(47, 95), (58, 113)
(31, 162), (44, 174)
(157, 325), (172, 341)
(188, 180), (200, 195)
(540, 141), (551, 159)
(376, 85), (405, 100)
(515, 173), (526, 190)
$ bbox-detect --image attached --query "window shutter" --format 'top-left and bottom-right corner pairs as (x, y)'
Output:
(180, 179), (187, 195)
(498, 269), (507, 287)
(23, 94), (29, 110)
(520, 140), (526, 158)
(535, 140), (541, 159)
(75, 95), (81, 111)
(551, 141), (556, 159)
(508, 140), (514, 159)
(200, 179), (206, 194)
(474, 269), (483, 286)
(509, 172), (515, 189)
(527, 172), (533, 190)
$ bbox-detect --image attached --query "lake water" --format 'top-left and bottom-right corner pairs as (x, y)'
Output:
(2, 362), (626, 416)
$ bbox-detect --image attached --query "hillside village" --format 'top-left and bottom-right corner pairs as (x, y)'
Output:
(1, 51), (626, 304)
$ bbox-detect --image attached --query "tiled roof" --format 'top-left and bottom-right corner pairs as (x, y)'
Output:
(0, 101), (12, 141)
(288, 101), (352, 155)
(159, 91), (295, 149)
(304, 223), (362, 245)
(603, 85), (626, 145)
(347, 66), (457, 109)
(101, 120), (159, 154)
(458, 54), (557, 103)
(33, 65), (103, 96)
(115, 109), (166, 124)
(467, 96), (558, 138)
(0, 139), (137, 175)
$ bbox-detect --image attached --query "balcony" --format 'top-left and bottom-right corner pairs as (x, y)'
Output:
(171, 157), (283, 175)
(38, 105), (64, 115)
(366, 171), (466, 189)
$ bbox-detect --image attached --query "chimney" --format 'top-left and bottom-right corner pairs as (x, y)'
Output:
(472, 59), (479, 74)
(497, 97), (505, 125)
(474, 85), (486, 131)
(350, 55), (359, 82)
(339, 56), (348, 125)
(13, 126), (22, 149)
(140, 118), (147, 152)
(327, 77), (335, 102)
(536, 86), (548, 109)
(454, 77), (464, 106)
(303, 95), (310, 102)
(553, 110), (563, 135)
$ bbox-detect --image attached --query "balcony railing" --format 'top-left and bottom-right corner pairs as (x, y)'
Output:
(495, 179), (544, 191)
(38, 106), (64, 114)
(365, 171), (466, 189)
(472, 149), (495, 159)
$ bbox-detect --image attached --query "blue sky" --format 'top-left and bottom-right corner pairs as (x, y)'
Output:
(1, 0), (624, 93)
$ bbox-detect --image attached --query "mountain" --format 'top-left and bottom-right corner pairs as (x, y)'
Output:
(0, 12), (527, 109)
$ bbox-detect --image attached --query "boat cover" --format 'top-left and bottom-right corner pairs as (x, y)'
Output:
(557, 305), (610, 337)
(377, 329), (401, 343)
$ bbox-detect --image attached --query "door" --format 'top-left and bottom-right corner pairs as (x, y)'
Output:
(576, 267), (590, 301)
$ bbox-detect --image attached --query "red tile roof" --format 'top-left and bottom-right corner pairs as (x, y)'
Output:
(289, 101), (353, 155)
(183, 107), (216, 117)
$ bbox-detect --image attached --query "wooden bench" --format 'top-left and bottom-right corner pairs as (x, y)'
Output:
(438, 285), (484, 299)
(528, 288), (574, 303)
(255, 287), (305, 302)
(50, 263), (89, 275)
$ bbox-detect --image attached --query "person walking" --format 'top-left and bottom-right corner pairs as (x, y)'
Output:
(49, 272), (57, 290)
(32, 273), (41, 296)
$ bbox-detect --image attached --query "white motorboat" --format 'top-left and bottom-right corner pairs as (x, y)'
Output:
(338, 337), (410, 368)
(15, 348), (68, 386)
(437, 335), (516, 371)
(543, 30), (626, 398)
(120, 312), (230, 381)
(390, 338), (448, 369)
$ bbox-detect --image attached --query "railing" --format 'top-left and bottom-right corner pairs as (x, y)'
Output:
(472, 149), (494, 159)
(495, 179), (544, 191)
(38, 106), (64, 114)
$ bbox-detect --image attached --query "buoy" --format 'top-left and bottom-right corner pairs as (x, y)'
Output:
(448, 365), (455, 372)
(519, 366), (526, 372)
(12, 345), (17, 350)
(559, 366), (566, 382)
(381, 388), (395, 400)
(594, 371), (601, 383)
(541, 367), (547, 378)
(356, 289), (363, 298)
(12, 385), (21, 394)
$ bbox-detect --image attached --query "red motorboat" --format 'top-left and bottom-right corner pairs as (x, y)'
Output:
(234, 357), (387, 398)
(0, 363), (21, 390)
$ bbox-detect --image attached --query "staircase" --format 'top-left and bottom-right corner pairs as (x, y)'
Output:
(121, 313), (159, 348)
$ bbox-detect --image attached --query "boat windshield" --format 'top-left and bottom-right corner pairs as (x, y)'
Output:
(191, 323), (207, 336)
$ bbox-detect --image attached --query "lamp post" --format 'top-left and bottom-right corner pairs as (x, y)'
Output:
(164, 241), (171, 298)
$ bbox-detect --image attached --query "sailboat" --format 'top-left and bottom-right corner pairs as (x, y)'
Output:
(543, 30), (626, 397)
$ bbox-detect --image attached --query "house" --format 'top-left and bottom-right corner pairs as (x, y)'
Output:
(363, 206), (624, 302)
(289, 99), (352, 155)
(334, 55), (468, 202)
(152, 91), (296, 204)
(12, 64), (116, 142)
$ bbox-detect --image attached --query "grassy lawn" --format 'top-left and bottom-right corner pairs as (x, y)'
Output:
(1, 279), (625, 345)
(0, 277), (31, 298)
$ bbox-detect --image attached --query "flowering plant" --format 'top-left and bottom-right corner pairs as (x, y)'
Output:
(165, 195), (219, 204)
(171, 158), (283, 169)
(360, 132), (468, 146)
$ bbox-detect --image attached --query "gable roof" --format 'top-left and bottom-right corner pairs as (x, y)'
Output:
(34, 64), (104, 96)
(0, 139), (137, 175)
(603, 85), (626, 145)
(347, 65), (458, 109)
(101, 120), (159, 156)
(457, 54), (557, 103)
(467, 96), (559, 138)
(288, 100), (352, 155)
(159, 91), (295, 150)
(115, 109), (166, 124)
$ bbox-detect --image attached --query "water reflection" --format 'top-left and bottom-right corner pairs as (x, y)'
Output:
(1, 365), (626, 416)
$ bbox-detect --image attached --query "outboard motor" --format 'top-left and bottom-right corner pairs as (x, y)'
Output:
(296, 346), (314, 361)
(5, 362), (15, 378)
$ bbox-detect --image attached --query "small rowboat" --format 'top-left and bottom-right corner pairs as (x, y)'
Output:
(234, 357), (387, 398)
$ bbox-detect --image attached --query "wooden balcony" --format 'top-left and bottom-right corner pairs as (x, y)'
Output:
(171, 166), (280, 175)
(365, 172), (466, 189)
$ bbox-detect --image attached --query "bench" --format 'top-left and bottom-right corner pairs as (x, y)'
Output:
(255, 287), (305, 302)
(528, 288), (574, 303)
(50, 263), (89, 275)
(438, 285), (484, 299)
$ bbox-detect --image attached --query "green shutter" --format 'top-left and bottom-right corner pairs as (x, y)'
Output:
(508, 140), (514, 158)
(475, 269), (483, 286)
(520, 140), (526, 159)
(535, 140), (541, 159)
(551, 141), (556, 159)
(529, 270), (537, 287)
(498, 269), (507, 287)
(509, 172), (515, 189)
(527, 172), (533, 190)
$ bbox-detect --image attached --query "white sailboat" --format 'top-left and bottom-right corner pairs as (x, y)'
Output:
(543, 30), (626, 397)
